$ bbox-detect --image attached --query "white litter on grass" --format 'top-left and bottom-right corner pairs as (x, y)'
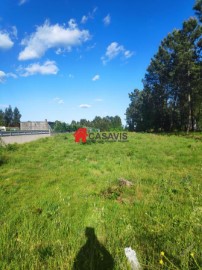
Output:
(124, 247), (141, 270)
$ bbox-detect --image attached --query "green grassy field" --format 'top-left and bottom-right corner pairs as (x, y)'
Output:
(0, 133), (201, 270)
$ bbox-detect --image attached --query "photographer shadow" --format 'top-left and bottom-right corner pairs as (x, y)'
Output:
(73, 227), (114, 270)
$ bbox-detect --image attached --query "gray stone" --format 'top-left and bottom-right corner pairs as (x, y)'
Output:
(118, 178), (133, 187)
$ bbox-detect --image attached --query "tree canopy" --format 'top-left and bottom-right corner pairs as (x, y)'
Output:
(0, 106), (22, 127)
(52, 115), (123, 132)
(126, 1), (202, 132)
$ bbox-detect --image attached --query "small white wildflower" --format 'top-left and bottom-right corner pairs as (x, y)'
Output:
(124, 247), (141, 270)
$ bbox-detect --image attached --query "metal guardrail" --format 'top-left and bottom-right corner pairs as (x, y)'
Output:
(0, 130), (50, 137)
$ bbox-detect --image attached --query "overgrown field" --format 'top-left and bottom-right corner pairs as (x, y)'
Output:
(0, 133), (201, 269)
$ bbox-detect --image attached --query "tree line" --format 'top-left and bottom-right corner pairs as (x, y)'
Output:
(126, 0), (202, 132)
(0, 107), (123, 132)
(0, 105), (21, 127)
(51, 115), (123, 132)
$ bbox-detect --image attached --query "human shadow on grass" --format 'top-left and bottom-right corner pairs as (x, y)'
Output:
(73, 227), (114, 270)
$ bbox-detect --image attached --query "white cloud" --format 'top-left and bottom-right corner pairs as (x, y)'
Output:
(56, 48), (63, 55)
(103, 14), (111, 26)
(0, 31), (14, 50)
(19, 0), (28, 6)
(18, 20), (90, 60)
(92, 74), (100, 81)
(101, 42), (134, 64)
(81, 15), (88, 24)
(81, 7), (97, 24)
(53, 97), (64, 104)
(79, 104), (91, 108)
(7, 72), (18, 79)
(68, 19), (77, 29)
(106, 42), (124, 59)
(12, 26), (18, 39)
(0, 70), (17, 83)
(55, 47), (71, 55)
(0, 71), (6, 83)
(124, 50), (134, 58)
(19, 60), (59, 77)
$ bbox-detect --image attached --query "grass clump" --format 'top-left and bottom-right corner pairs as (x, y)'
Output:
(0, 139), (8, 166)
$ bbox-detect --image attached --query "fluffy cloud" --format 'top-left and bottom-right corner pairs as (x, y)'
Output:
(79, 104), (91, 108)
(18, 20), (90, 60)
(81, 15), (88, 24)
(0, 70), (17, 83)
(106, 42), (124, 59)
(101, 42), (134, 64)
(81, 7), (97, 24)
(11, 26), (18, 39)
(0, 31), (14, 50)
(19, 60), (59, 77)
(0, 71), (6, 83)
(103, 14), (111, 26)
(124, 50), (134, 58)
(55, 47), (71, 55)
(92, 74), (100, 81)
(68, 19), (77, 29)
(7, 73), (18, 79)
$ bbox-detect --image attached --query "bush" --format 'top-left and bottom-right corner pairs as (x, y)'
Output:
(6, 143), (19, 151)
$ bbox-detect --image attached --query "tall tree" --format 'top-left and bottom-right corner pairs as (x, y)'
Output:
(13, 107), (22, 127)
(0, 110), (5, 126)
(4, 105), (13, 127)
(169, 18), (202, 132)
(126, 16), (202, 132)
(110, 115), (122, 130)
(194, 0), (202, 22)
(143, 43), (173, 131)
(80, 119), (89, 127)
(126, 89), (144, 131)
(54, 121), (67, 132)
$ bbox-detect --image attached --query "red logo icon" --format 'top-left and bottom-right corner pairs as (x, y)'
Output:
(74, 128), (88, 143)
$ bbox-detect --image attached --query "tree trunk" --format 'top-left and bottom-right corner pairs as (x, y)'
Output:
(187, 93), (192, 133)
(187, 67), (192, 134)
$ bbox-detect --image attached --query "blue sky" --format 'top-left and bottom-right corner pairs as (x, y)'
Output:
(0, 0), (195, 124)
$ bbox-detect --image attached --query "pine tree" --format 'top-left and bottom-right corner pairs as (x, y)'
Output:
(126, 17), (202, 132)
(4, 106), (13, 127)
(0, 110), (5, 126)
(13, 107), (22, 127)
(194, 0), (202, 22)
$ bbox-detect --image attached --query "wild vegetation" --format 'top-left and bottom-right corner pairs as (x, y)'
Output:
(0, 133), (201, 269)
